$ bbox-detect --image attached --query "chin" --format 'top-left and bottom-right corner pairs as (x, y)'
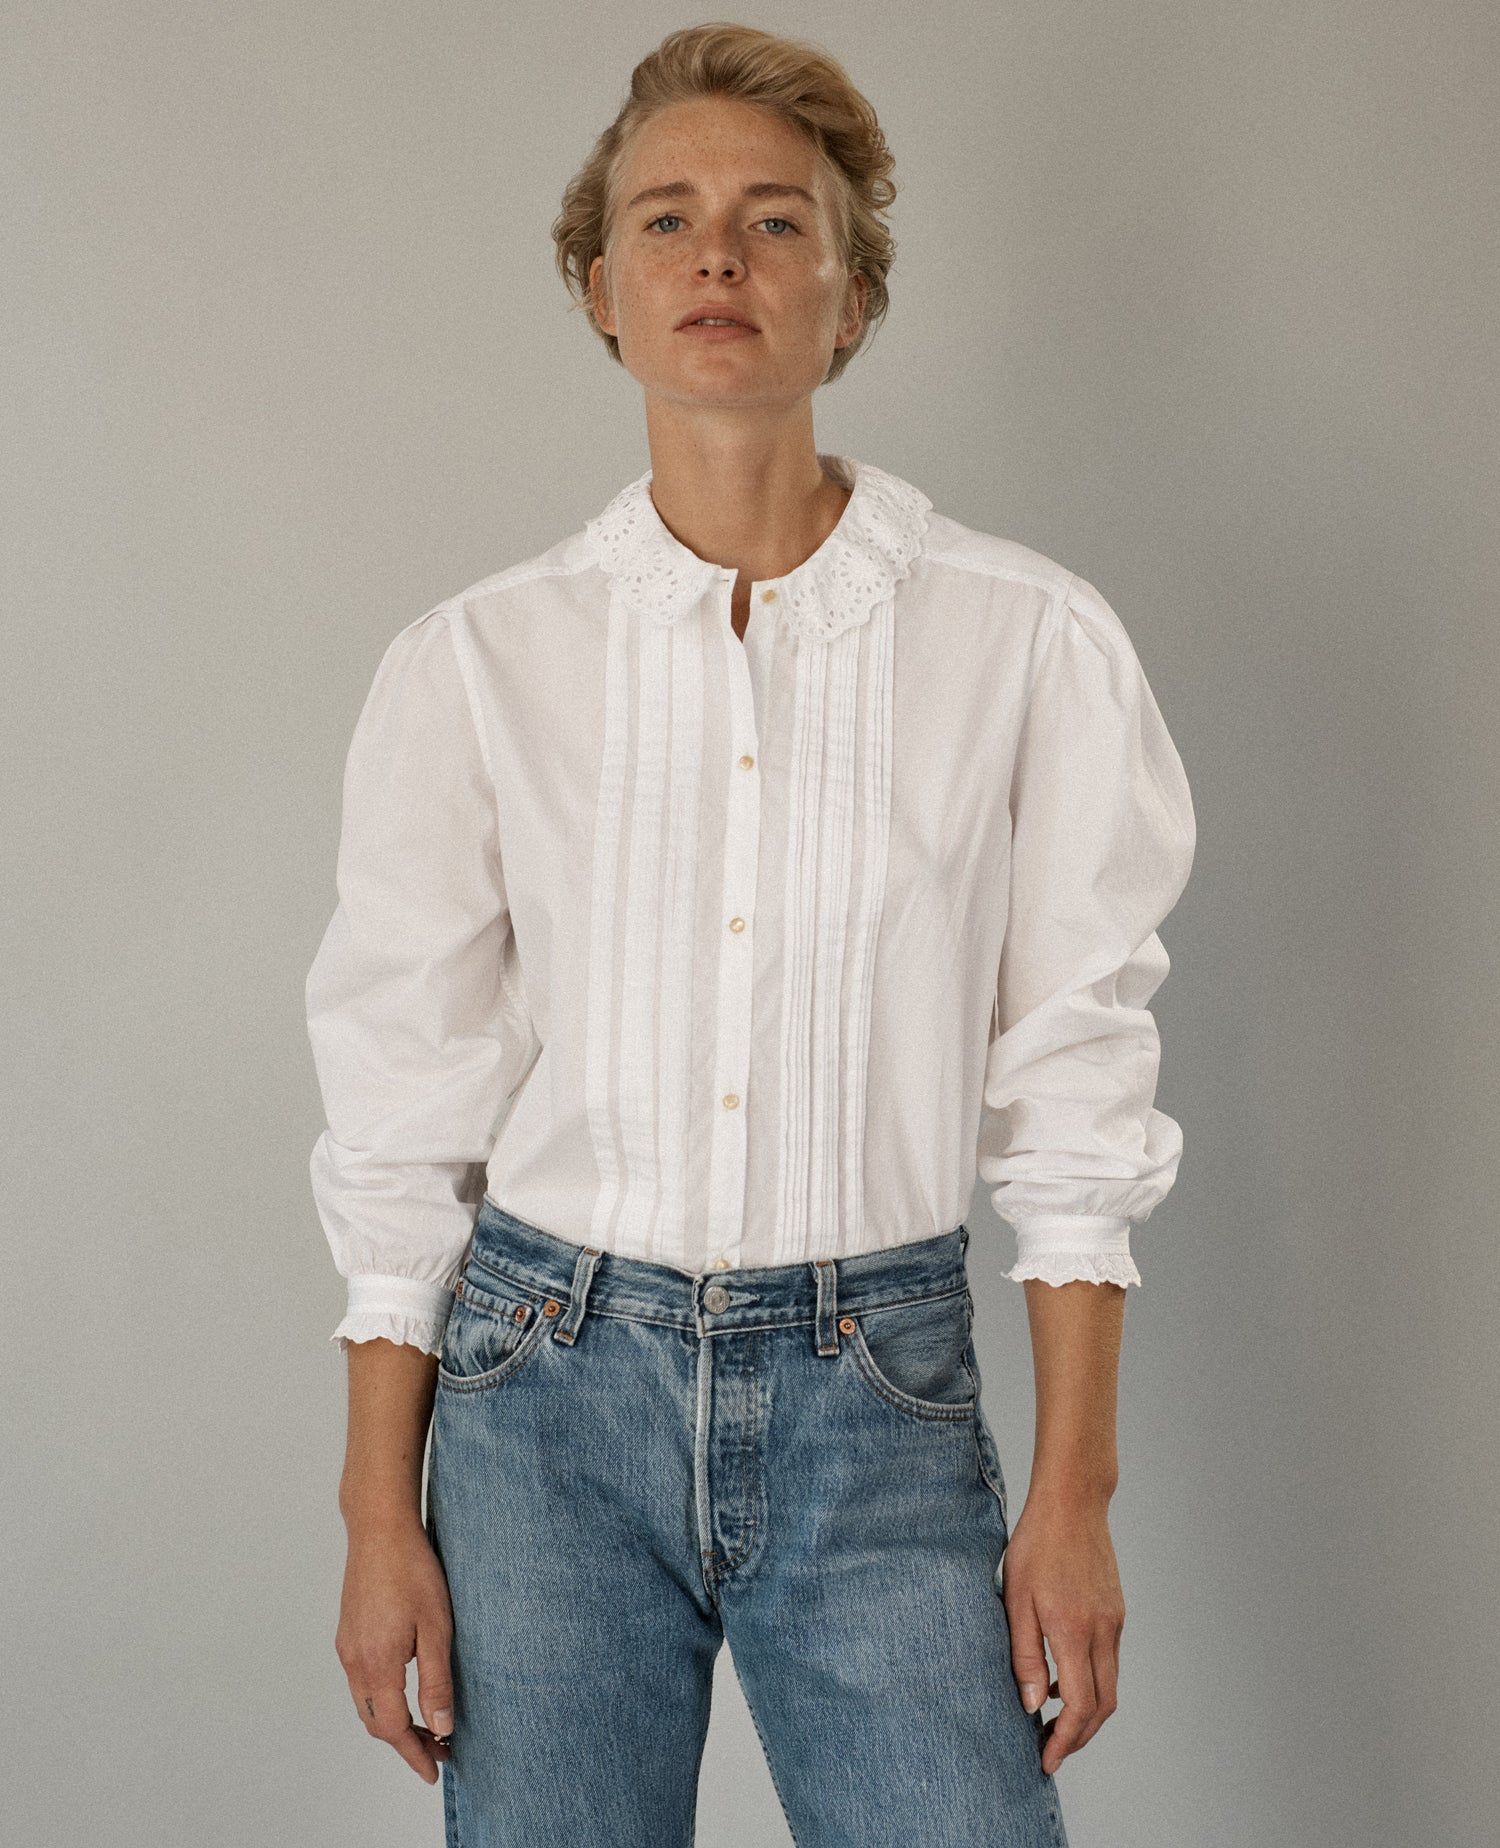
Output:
(635, 363), (772, 404)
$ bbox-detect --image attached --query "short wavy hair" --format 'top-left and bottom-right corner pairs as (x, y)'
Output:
(551, 23), (898, 386)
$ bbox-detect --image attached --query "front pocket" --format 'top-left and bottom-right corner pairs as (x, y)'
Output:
(971, 1386), (1010, 1526)
(844, 1287), (977, 1423)
(436, 1270), (552, 1394)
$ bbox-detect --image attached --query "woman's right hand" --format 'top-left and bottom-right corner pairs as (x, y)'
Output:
(335, 1514), (456, 1784)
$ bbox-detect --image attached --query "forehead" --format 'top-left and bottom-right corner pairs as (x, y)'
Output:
(616, 97), (826, 202)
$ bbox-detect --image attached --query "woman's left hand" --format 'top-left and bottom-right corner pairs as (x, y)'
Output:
(1001, 1490), (1125, 1776)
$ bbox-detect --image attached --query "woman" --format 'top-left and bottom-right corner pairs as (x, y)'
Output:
(306, 24), (1195, 1848)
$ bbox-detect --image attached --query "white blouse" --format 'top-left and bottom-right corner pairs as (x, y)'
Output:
(305, 454), (1196, 1356)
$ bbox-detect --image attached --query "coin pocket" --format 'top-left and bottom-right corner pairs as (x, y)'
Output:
(437, 1271), (550, 1391)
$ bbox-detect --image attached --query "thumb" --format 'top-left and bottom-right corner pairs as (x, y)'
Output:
(416, 1616), (455, 1737)
(1009, 1598), (1050, 1714)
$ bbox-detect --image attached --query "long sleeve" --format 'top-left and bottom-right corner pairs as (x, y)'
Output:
(976, 574), (1196, 1287)
(305, 608), (539, 1355)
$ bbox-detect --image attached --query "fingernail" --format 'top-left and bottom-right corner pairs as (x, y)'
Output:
(1021, 1684), (1042, 1712)
(434, 1709), (453, 1732)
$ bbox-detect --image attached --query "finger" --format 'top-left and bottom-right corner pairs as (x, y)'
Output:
(1070, 1619), (1121, 1752)
(413, 1722), (453, 1767)
(1041, 1628), (1097, 1776)
(1035, 1677), (1061, 1750)
(353, 1677), (442, 1786)
(415, 1609), (456, 1742)
(1007, 1592), (1051, 1717)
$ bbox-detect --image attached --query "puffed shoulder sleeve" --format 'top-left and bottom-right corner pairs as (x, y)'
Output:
(976, 574), (1196, 1288)
(304, 609), (538, 1355)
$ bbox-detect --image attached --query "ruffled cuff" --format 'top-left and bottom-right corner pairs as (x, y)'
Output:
(1002, 1214), (1143, 1289)
(330, 1273), (456, 1356)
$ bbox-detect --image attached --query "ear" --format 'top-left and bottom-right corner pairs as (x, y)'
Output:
(835, 272), (867, 350)
(588, 254), (616, 336)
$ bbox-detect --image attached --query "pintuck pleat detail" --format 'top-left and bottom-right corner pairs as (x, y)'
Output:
(841, 592), (897, 1254)
(585, 588), (714, 1267)
(584, 583), (635, 1249)
(774, 597), (897, 1261)
(576, 455), (932, 1266)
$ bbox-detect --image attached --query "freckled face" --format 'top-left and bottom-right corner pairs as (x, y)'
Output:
(588, 97), (865, 410)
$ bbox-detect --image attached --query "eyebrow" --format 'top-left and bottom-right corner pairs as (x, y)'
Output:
(622, 180), (820, 212)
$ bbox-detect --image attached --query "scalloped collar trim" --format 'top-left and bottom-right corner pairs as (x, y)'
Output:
(583, 454), (934, 642)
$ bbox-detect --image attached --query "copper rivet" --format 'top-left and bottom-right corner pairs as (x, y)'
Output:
(455, 1281), (464, 1297)
(543, 1300), (561, 1317)
(512, 1305), (526, 1323)
(838, 1316), (856, 1334)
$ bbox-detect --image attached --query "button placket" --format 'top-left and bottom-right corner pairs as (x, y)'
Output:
(703, 589), (762, 1273)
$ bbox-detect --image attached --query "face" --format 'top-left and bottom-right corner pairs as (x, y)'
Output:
(588, 96), (866, 412)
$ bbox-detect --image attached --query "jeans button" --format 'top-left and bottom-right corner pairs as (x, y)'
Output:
(703, 1284), (731, 1314)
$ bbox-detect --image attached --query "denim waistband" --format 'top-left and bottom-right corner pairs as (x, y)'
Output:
(468, 1194), (971, 1336)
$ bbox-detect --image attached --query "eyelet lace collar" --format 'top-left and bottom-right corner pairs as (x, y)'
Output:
(583, 454), (933, 642)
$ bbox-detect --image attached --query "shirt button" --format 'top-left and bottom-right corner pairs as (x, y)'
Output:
(722, 1093), (739, 1109)
(728, 916), (745, 932)
(760, 587), (778, 603)
(713, 1255), (731, 1270)
(738, 754), (755, 770)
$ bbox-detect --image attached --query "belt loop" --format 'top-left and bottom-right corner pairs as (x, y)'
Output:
(812, 1257), (839, 1356)
(552, 1244), (602, 1346)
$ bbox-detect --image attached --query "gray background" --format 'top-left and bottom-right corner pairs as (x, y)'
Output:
(5, 3), (1495, 1843)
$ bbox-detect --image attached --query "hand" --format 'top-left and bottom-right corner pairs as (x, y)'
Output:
(1001, 1491), (1125, 1776)
(335, 1514), (455, 1784)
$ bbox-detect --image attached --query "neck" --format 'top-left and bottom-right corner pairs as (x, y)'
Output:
(639, 413), (852, 585)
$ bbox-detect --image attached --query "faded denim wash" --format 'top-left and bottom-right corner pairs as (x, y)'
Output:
(426, 1195), (1069, 1847)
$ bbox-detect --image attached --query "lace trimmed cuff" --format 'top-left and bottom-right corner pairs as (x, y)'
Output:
(1002, 1214), (1144, 1289)
(330, 1273), (456, 1356)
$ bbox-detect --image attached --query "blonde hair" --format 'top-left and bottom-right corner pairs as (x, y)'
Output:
(551, 23), (897, 386)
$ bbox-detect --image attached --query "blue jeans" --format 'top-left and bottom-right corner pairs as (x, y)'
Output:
(426, 1196), (1069, 1847)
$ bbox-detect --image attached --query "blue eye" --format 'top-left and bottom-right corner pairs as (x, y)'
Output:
(644, 214), (799, 235)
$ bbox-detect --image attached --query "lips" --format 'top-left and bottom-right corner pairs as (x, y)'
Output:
(675, 305), (759, 331)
